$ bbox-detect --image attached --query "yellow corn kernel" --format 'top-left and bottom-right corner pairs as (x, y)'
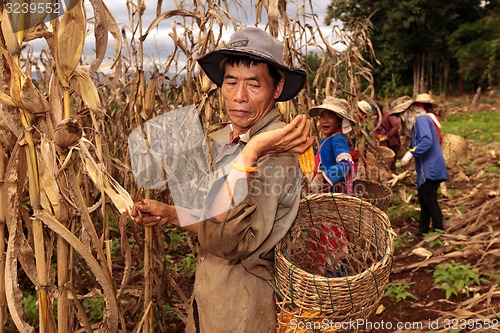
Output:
(298, 146), (314, 177)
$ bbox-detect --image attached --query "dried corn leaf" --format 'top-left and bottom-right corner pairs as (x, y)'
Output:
(23, 23), (52, 42)
(143, 74), (157, 119)
(268, 0), (280, 37)
(36, 210), (119, 333)
(3, 144), (35, 333)
(0, 90), (22, 108)
(101, 0), (122, 72)
(48, 72), (63, 124)
(0, 46), (24, 102)
(0, 8), (21, 55)
(38, 136), (62, 218)
(79, 139), (133, 214)
(140, 9), (197, 42)
(411, 247), (433, 259)
(87, 0), (108, 74)
(56, 0), (86, 79)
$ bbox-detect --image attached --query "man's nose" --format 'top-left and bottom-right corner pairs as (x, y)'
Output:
(233, 83), (248, 102)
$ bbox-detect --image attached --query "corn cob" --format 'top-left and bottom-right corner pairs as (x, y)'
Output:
(298, 146), (315, 179)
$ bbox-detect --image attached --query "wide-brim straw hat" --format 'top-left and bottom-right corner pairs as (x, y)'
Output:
(308, 96), (355, 122)
(412, 93), (438, 107)
(389, 96), (413, 115)
(357, 100), (372, 116)
(197, 27), (307, 102)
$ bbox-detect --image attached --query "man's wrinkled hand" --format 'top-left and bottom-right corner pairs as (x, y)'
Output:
(246, 114), (314, 161)
(131, 199), (170, 227)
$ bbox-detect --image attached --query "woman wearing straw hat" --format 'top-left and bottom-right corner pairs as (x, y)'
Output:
(413, 93), (443, 142)
(131, 26), (311, 333)
(308, 96), (356, 193)
(390, 95), (448, 239)
(371, 100), (401, 171)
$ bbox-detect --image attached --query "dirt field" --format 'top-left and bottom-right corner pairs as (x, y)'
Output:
(163, 100), (500, 333)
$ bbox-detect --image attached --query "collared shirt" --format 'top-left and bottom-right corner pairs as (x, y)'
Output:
(186, 108), (302, 333)
(410, 115), (448, 187)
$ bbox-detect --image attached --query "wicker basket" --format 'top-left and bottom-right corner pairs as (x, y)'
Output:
(275, 193), (395, 331)
(441, 133), (468, 167)
(376, 146), (395, 169)
(351, 179), (392, 213)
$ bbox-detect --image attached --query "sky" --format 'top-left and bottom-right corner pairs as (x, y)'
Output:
(26, 0), (339, 73)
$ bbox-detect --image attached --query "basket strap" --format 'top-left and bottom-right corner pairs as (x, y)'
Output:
(329, 193), (347, 232)
(366, 268), (381, 297)
(343, 274), (355, 311)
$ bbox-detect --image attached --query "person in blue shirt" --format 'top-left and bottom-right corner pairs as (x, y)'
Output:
(390, 95), (448, 238)
(308, 96), (355, 193)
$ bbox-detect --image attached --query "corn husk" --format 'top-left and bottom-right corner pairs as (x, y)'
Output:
(70, 68), (102, 112)
(0, 8), (21, 55)
(56, 0), (86, 80)
(54, 117), (83, 148)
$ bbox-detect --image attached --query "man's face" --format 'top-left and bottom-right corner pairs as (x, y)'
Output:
(319, 110), (341, 137)
(221, 62), (283, 135)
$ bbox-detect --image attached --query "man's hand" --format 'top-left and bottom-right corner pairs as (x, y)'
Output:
(400, 151), (413, 167)
(131, 199), (175, 227)
(244, 114), (314, 164)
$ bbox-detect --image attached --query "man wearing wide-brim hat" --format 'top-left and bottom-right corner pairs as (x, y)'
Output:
(308, 96), (356, 192)
(390, 95), (448, 239)
(132, 26), (313, 333)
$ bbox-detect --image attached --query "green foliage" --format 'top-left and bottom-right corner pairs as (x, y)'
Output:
(394, 231), (415, 251)
(83, 296), (105, 322)
(384, 281), (418, 304)
(465, 166), (476, 177)
(179, 253), (197, 278)
(402, 206), (420, 221)
(325, 0), (497, 95)
(485, 166), (499, 174)
(166, 226), (187, 246)
(448, 14), (500, 90)
(484, 272), (500, 284)
(22, 294), (39, 327)
(433, 260), (485, 300)
(163, 302), (182, 320)
(111, 238), (121, 254)
(442, 110), (500, 142)
(425, 230), (445, 249)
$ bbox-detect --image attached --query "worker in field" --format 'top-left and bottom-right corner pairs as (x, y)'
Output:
(391, 95), (448, 239)
(131, 26), (311, 333)
(308, 96), (356, 194)
(372, 100), (401, 171)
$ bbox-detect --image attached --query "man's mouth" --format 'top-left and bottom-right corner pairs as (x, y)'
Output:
(230, 109), (249, 117)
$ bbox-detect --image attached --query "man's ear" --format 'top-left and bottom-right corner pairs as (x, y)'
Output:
(274, 77), (285, 99)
